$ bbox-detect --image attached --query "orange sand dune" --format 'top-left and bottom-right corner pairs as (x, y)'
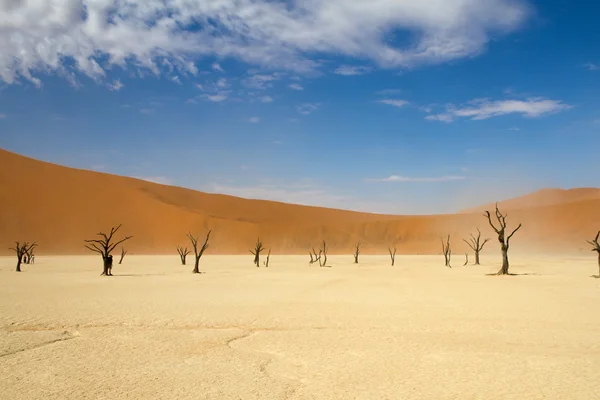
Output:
(1, 148), (598, 255)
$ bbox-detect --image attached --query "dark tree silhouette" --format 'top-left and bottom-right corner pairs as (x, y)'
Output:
(84, 225), (132, 276)
(463, 228), (490, 265)
(441, 235), (452, 268)
(187, 231), (211, 274)
(353, 241), (361, 264)
(587, 231), (600, 277)
(264, 249), (271, 267)
(250, 238), (264, 267)
(119, 246), (127, 264)
(177, 246), (191, 265)
(463, 253), (469, 266)
(10, 241), (36, 272)
(388, 244), (397, 266)
(319, 240), (328, 267)
(309, 248), (321, 264)
(484, 204), (522, 275)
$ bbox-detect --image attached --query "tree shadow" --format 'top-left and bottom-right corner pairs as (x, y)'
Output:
(485, 272), (540, 276)
(590, 275), (600, 279)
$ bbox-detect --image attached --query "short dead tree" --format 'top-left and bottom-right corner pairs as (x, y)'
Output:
(484, 204), (522, 275)
(319, 240), (328, 267)
(463, 228), (490, 265)
(388, 244), (397, 266)
(353, 241), (361, 264)
(177, 246), (191, 265)
(23, 242), (37, 264)
(250, 238), (265, 267)
(264, 249), (271, 267)
(463, 253), (469, 266)
(187, 231), (211, 274)
(587, 231), (600, 277)
(84, 225), (132, 276)
(10, 241), (36, 272)
(119, 246), (128, 265)
(309, 248), (321, 265)
(441, 235), (452, 268)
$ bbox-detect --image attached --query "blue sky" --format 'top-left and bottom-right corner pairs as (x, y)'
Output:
(0, 0), (599, 214)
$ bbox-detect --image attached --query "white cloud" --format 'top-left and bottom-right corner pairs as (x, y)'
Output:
(371, 175), (467, 183)
(203, 93), (229, 102)
(212, 62), (224, 72)
(248, 117), (260, 123)
(289, 83), (304, 91)
(0, 0), (531, 86)
(261, 96), (273, 103)
(583, 62), (599, 71)
(426, 97), (572, 122)
(107, 80), (124, 91)
(378, 99), (409, 108)
(216, 78), (228, 88)
(297, 103), (319, 115)
(508, 127), (521, 131)
(334, 65), (372, 76)
(242, 74), (279, 90)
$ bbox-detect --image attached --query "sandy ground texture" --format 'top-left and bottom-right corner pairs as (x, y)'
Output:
(1, 254), (599, 399)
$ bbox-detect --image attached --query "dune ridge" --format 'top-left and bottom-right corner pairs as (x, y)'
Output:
(1, 148), (599, 256)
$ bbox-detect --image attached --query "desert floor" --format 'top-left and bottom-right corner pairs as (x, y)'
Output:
(1, 254), (599, 399)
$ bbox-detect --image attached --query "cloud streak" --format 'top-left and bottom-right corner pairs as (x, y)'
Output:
(334, 65), (372, 76)
(378, 99), (409, 108)
(370, 175), (467, 183)
(0, 0), (531, 86)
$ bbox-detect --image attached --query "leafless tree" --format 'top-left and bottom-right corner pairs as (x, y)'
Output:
(388, 244), (397, 266)
(118, 246), (127, 264)
(264, 249), (271, 267)
(10, 241), (36, 272)
(353, 241), (361, 264)
(463, 228), (490, 265)
(177, 245), (191, 265)
(441, 235), (452, 268)
(484, 204), (522, 275)
(319, 240), (328, 267)
(187, 231), (211, 274)
(250, 238), (265, 267)
(587, 231), (600, 277)
(463, 253), (469, 266)
(23, 242), (37, 264)
(309, 248), (321, 264)
(84, 225), (132, 276)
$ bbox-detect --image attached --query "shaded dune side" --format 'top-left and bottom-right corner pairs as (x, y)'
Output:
(1, 148), (598, 256)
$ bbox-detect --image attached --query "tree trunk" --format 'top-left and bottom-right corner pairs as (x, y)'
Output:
(102, 256), (111, 276)
(181, 255), (187, 265)
(16, 258), (21, 272)
(193, 257), (200, 273)
(474, 251), (480, 265)
(354, 254), (358, 264)
(497, 247), (509, 275)
(597, 252), (600, 277)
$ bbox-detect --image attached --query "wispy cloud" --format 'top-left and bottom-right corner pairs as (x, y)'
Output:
(334, 65), (372, 76)
(426, 97), (572, 122)
(583, 62), (599, 71)
(261, 96), (273, 103)
(248, 117), (261, 123)
(378, 99), (409, 108)
(289, 83), (304, 91)
(139, 108), (154, 114)
(203, 93), (229, 102)
(242, 74), (279, 90)
(216, 78), (228, 88)
(212, 62), (224, 72)
(107, 80), (124, 91)
(508, 127), (521, 131)
(370, 175), (467, 183)
(0, 0), (531, 86)
(297, 103), (319, 115)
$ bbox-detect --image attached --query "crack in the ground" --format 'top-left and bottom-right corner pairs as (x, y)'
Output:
(0, 333), (77, 358)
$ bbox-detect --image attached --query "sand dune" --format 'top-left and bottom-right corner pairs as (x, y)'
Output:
(1, 255), (599, 399)
(1, 148), (599, 255)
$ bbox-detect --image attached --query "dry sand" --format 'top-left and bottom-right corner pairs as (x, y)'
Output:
(1, 254), (599, 399)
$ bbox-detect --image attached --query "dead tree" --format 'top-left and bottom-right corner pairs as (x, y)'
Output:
(388, 244), (397, 266)
(441, 235), (452, 268)
(309, 248), (321, 264)
(353, 241), (361, 264)
(250, 238), (265, 267)
(484, 204), (522, 275)
(463, 253), (469, 266)
(119, 246), (127, 264)
(177, 246), (191, 265)
(264, 249), (271, 267)
(10, 242), (35, 272)
(23, 242), (37, 264)
(187, 230), (211, 274)
(84, 225), (132, 276)
(463, 228), (490, 265)
(319, 240), (328, 267)
(587, 231), (600, 277)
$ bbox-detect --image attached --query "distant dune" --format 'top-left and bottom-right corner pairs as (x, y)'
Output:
(1, 148), (598, 255)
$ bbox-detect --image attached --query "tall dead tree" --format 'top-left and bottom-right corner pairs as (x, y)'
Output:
(84, 225), (132, 276)
(353, 241), (361, 264)
(484, 204), (522, 275)
(177, 246), (191, 265)
(10, 242), (35, 272)
(250, 238), (265, 267)
(388, 244), (397, 266)
(319, 240), (328, 267)
(587, 231), (600, 277)
(463, 228), (490, 265)
(441, 235), (452, 268)
(264, 249), (271, 267)
(119, 246), (127, 264)
(187, 231), (211, 274)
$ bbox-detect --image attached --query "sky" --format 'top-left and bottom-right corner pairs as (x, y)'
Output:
(0, 0), (599, 214)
